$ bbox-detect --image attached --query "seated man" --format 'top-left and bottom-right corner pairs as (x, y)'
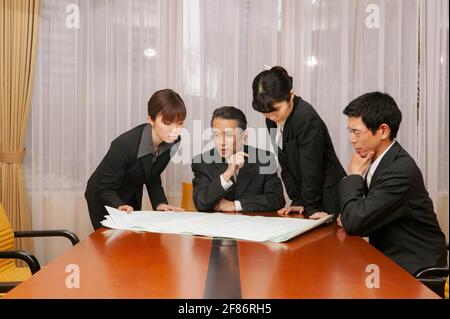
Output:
(192, 106), (285, 212)
(338, 92), (447, 275)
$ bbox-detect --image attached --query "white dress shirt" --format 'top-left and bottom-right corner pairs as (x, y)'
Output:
(365, 140), (396, 188)
(275, 122), (285, 150)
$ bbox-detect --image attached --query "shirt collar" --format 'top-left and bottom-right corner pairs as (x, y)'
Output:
(366, 139), (396, 177)
(137, 123), (172, 159)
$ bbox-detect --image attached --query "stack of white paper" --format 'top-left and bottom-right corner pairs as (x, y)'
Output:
(101, 206), (333, 243)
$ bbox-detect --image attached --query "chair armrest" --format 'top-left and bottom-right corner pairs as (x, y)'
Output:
(14, 230), (80, 246)
(415, 267), (449, 299)
(0, 250), (41, 274)
(415, 267), (449, 279)
(0, 281), (21, 293)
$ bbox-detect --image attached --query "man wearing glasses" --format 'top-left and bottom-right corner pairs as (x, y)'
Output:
(338, 91), (446, 275)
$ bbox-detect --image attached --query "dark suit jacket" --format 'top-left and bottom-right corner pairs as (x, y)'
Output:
(85, 124), (180, 230)
(191, 146), (285, 212)
(339, 141), (447, 275)
(266, 96), (346, 217)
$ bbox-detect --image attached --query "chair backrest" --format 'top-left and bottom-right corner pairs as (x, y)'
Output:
(181, 182), (196, 211)
(0, 202), (15, 274)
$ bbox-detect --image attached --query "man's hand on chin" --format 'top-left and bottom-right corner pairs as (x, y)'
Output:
(349, 151), (375, 176)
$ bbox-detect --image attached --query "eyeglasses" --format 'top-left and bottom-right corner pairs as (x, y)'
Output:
(347, 128), (370, 137)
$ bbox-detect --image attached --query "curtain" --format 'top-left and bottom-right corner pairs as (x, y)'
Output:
(0, 0), (40, 252)
(418, 0), (449, 243)
(26, 0), (449, 264)
(280, 0), (420, 171)
(25, 0), (184, 263)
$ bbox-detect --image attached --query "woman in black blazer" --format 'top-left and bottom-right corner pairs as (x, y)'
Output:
(85, 89), (186, 230)
(252, 66), (346, 219)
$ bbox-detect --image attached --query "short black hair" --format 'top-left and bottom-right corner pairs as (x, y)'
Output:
(147, 89), (186, 123)
(211, 106), (247, 130)
(343, 92), (402, 140)
(252, 66), (293, 113)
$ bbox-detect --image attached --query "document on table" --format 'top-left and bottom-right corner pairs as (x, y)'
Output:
(101, 206), (333, 243)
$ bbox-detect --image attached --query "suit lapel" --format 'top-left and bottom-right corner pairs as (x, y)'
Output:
(235, 162), (256, 199)
(210, 148), (228, 178)
(140, 155), (155, 183)
(282, 96), (301, 144)
(235, 145), (257, 198)
(209, 147), (257, 200)
(139, 133), (181, 184)
(369, 141), (401, 188)
(213, 161), (228, 176)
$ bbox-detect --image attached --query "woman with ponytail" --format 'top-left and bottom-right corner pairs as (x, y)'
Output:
(252, 66), (346, 219)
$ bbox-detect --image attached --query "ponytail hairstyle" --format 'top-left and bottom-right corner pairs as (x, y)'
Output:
(252, 66), (293, 113)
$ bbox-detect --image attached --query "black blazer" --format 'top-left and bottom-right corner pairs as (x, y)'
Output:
(191, 146), (286, 212)
(339, 141), (447, 275)
(266, 96), (346, 217)
(85, 124), (180, 230)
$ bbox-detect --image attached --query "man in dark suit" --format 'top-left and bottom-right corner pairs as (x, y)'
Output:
(338, 92), (447, 275)
(192, 106), (285, 212)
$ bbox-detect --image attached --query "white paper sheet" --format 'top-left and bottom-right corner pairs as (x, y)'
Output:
(101, 206), (333, 243)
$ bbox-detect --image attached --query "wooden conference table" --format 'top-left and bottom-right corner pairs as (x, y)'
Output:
(5, 212), (439, 299)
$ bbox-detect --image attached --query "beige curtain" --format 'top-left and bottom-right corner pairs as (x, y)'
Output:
(0, 0), (40, 251)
